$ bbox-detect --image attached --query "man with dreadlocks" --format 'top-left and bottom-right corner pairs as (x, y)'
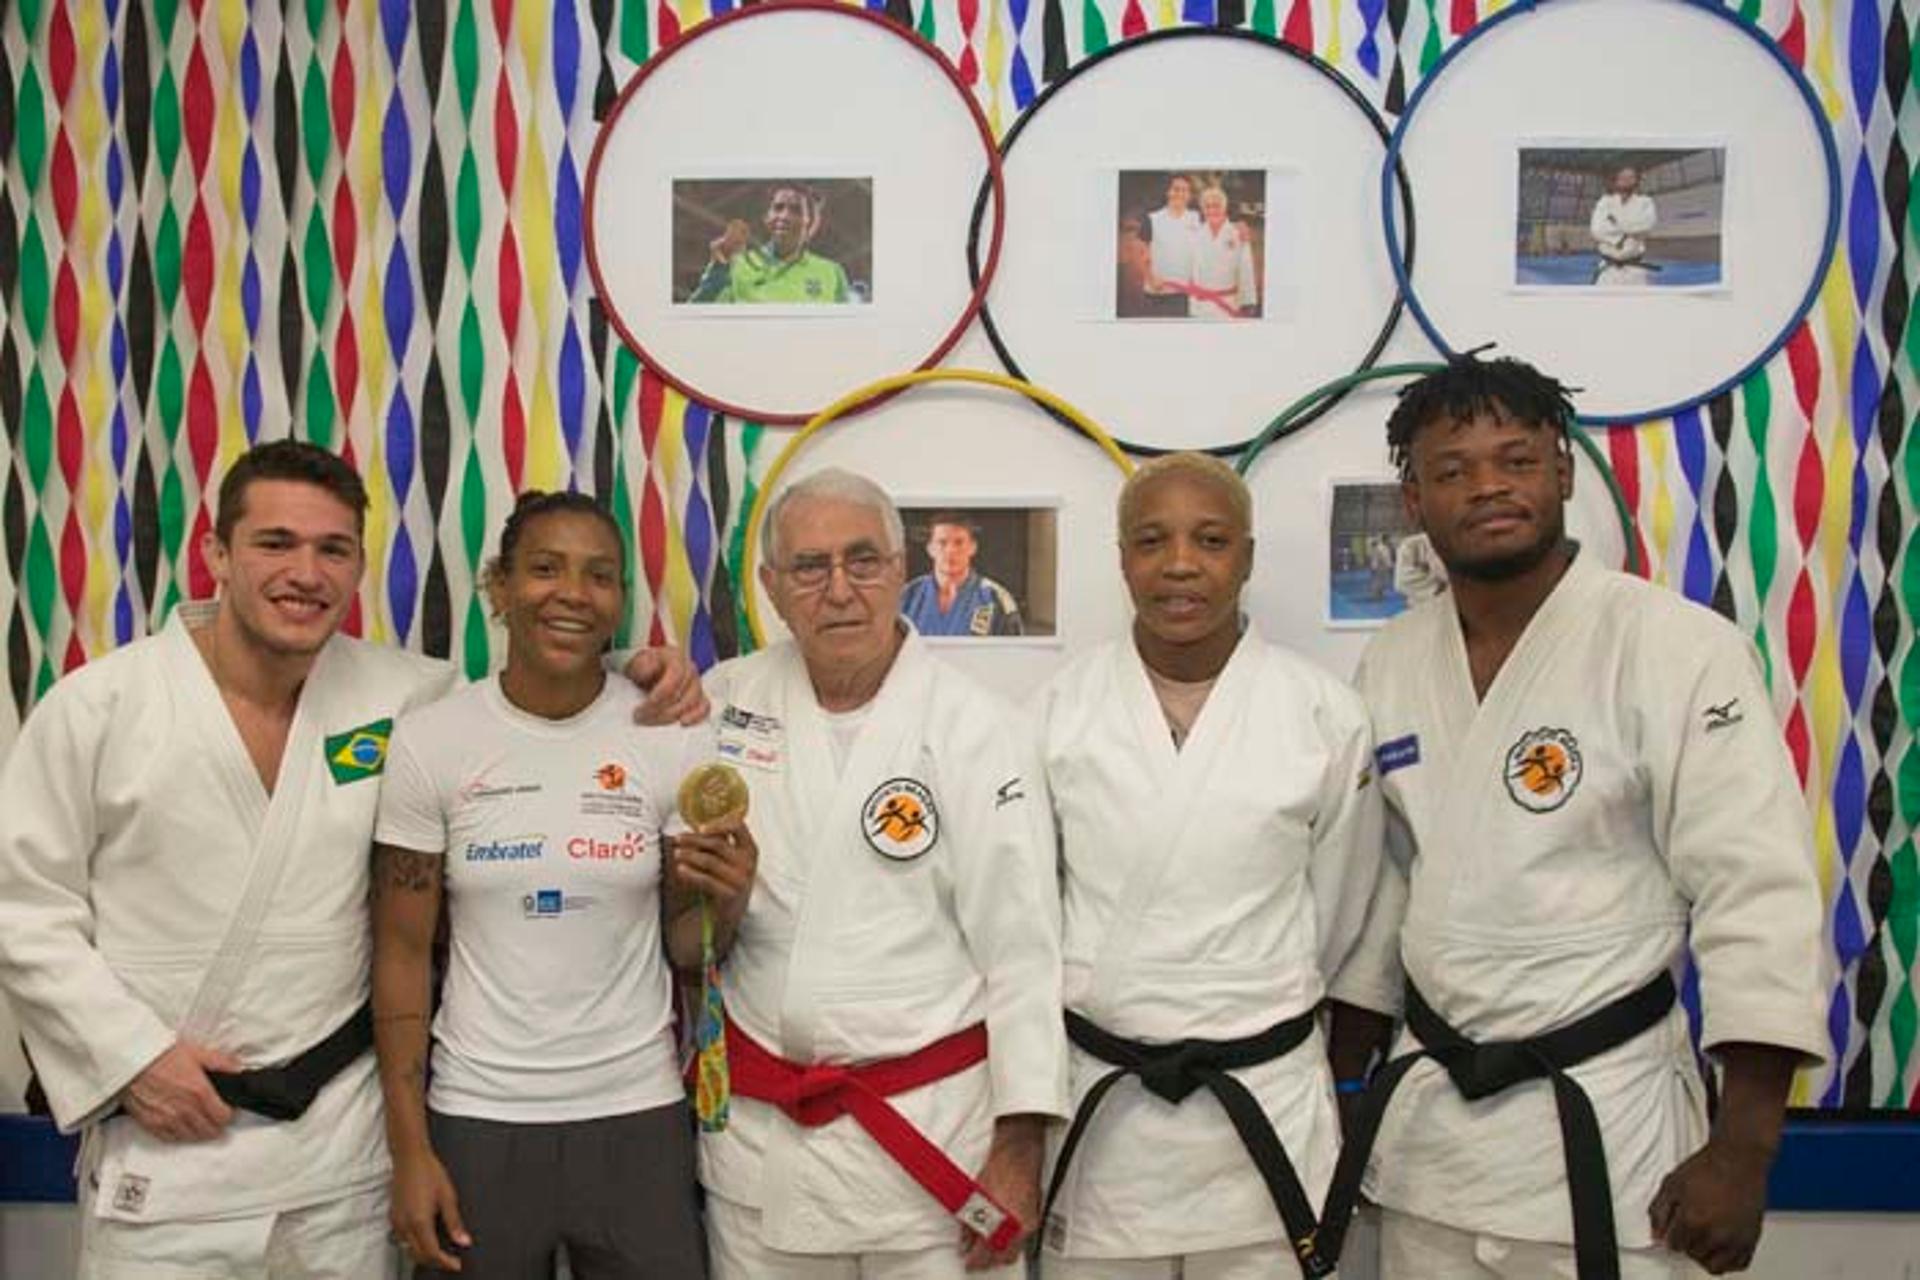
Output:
(1315, 354), (1824, 1279)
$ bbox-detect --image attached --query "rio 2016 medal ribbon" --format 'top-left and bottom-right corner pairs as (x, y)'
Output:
(677, 762), (750, 1131)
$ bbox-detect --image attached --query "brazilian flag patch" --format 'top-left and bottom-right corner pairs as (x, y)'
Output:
(324, 718), (393, 785)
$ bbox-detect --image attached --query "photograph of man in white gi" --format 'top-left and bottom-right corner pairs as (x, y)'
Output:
(1590, 166), (1658, 286)
(1035, 453), (1383, 1280)
(1137, 174), (1202, 318)
(1319, 355), (1826, 1280)
(0, 440), (704, 1279)
(698, 468), (1068, 1279)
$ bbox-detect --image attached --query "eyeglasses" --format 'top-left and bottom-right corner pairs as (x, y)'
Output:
(775, 548), (897, 591)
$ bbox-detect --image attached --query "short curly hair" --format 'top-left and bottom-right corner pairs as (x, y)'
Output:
(1386, 352), (1577, 480)
(484, 490), (627, 589)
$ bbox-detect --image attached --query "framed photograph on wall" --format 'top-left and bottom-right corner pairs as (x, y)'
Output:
(895, 500), (1061, 642)
(1513, 142), (1728, 292)
(1326, 479), (1446, 628)
(1113, 167), (1272, 321)
(670, 175), (875, 312)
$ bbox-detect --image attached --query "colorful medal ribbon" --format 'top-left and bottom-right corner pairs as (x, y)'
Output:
(694, 895), (730, 1131)
(678, 762), (750, 1131)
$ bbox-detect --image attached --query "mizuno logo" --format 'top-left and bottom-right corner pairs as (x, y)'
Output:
(1703, 699), (1743, 733)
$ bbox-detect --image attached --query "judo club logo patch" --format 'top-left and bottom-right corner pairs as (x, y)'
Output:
(324, 718), (393, 785)
(1504, 727), (1583, 813)
(862, 778), (939, 861)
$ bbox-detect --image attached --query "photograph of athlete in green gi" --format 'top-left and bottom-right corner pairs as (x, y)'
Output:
(674, 177), (873, 306)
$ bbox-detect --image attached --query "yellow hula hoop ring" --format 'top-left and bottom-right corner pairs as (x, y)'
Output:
(741, 367), (1135, 648)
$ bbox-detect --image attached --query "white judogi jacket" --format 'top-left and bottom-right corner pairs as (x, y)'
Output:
(1188, 221), (1258, 319)
(699, 633), (1069, 1253)
(0, 610), (453, 1222)
(1039, 632), (1382, 1257)
(1591, 191), (1657, 285)
(1331, 552), (1826, 1247)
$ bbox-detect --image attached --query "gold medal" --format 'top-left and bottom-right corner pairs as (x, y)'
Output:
(678, 762), (750, 831)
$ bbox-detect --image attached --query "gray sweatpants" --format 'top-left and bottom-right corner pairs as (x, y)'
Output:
(417, 1101), (706, 1280)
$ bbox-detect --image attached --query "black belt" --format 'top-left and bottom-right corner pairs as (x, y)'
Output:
(109, 1002), (375, 1124)
(1314, 971), (1677, 1280)
(1043, 1008), (1332, 1278)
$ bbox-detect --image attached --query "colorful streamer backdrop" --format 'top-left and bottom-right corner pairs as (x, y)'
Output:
(0, 0), (1914, 1112)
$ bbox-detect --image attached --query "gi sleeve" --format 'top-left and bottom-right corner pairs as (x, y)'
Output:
(373, 724), (449, 855)
(1645, 616), (1827, 1065)
(1324, 646), (1408, 1018)
(1325, 815), (1410, 1019)
(988, 582), (1024, 638)
(687, 260), (735, 303)
(1235, 238), (1258, 310)
(948, 706), (1070, 1120)
(1307, 686), (1386, 986)
(1590, 197), (1618, 244)
(399, 656), (461, 713)
(0, 680), (176, 1131)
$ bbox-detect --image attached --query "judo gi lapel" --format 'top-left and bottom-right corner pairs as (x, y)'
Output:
(1088, 631), (1260, 1007)
(773, 634), (934, 858)
(776, 642), (842, 866)
(162, 610), (269, 842)
(1448, 551), (1603, 745)
(166, 611), (341, 1041)
(777, 630), (937, 1058)
(1422, 553), (1605, 909)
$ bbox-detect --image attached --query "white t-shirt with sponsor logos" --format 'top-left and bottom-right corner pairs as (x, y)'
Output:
(376, 675), (705, 1123)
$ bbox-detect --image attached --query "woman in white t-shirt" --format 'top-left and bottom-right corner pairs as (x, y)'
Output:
(370, 491), (757, 1279)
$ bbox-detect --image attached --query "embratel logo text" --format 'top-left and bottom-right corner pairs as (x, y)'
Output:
(465, 837), (545, 863)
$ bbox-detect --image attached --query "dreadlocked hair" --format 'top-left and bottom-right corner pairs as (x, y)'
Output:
(1385, 350), (1578, 480)
(484, 490), (627, 589)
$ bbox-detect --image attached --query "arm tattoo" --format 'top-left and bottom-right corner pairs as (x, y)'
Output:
(374, 847), (442, 894)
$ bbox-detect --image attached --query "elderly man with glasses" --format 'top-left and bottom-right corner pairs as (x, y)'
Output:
(693, 468), (1068, 1280)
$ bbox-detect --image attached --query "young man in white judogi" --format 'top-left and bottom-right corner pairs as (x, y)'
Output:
(1590, 166), (1658, 286)
(0, 441), (703, 1278)
(1321, 356), (1826, 1280)
(698, 468), (1068, 1279)
(1036, 454), (1382, 1280)
(1391, 532), (1448, 604)
(1142, 174), (1203, 316)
